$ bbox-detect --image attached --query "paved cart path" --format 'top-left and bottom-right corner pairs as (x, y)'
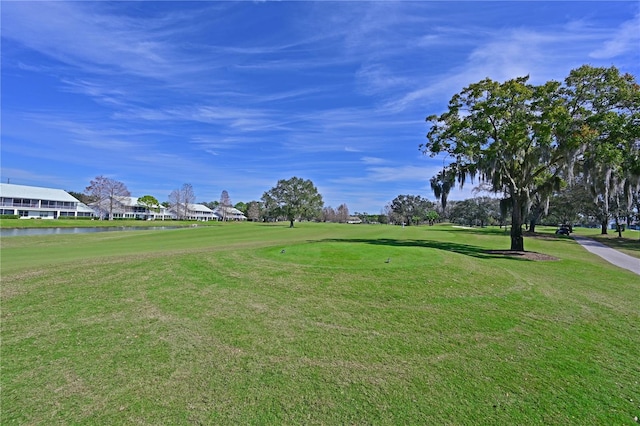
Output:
(573, 236), (640, 276)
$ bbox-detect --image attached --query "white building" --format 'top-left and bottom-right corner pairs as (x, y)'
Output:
(347, 216), (363, 224)
(169, 203), (216, 221)
(1, 183), (249, 222)
(0, 183), (94, 219)
(214, 206), (247, 221)
(91, 196), (171, 220)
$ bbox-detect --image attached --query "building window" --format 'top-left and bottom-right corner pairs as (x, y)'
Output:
(41, 200), (77, 209)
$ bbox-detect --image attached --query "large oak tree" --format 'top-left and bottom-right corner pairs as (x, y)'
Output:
(262, 177), (323, 227)
(422, 76), (569, 251)
(389, 194), (434, 226)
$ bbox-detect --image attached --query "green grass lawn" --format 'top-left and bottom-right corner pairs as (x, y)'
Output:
(2, 223), (639, 424)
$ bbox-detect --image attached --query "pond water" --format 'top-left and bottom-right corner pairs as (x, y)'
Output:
(0, 226), (184, 237)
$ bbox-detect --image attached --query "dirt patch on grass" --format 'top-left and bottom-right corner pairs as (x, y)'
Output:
(485, 250), (560, 261)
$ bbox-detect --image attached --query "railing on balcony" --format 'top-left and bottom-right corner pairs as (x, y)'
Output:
(1, 201), (39, 208)
(0, 201), (77, 209)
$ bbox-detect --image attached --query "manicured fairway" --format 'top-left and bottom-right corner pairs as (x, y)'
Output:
(2, 223), (639, 424)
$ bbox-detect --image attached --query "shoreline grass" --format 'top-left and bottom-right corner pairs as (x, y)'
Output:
(2, 223), (639, 424)
(0, 218), (220, 229)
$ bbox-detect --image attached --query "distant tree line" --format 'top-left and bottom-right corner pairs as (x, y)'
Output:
(75, 175), (330, 226)
(383, 194), (440, 226)
(321, 204), (350, 223)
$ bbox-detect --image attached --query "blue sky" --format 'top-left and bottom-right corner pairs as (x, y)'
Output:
(2, 1), (639, 213)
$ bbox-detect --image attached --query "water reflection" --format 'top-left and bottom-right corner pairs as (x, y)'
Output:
(0, 226), (184, 237)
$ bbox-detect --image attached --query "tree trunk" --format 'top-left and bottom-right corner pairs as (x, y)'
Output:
(528, 207), (544, 234)
(615, 217), (622, 238)
(510, 228), (524, 251)
(510, 200), (524, 251)
(600, 220), (608, 235)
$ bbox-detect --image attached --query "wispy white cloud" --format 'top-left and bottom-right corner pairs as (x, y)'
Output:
(111, 105), (286, 134)
(1, 1), (212, 80)
(248, 88), (327, 104)
(334, 165), (433, 185)
(368, 165), (435, 183)
(356, 63), (409, 96)
(344, 146), (361, 153)
(361, 156), (387, 165)
(2, 1), (638, 213)
(190, 135), (264, 152)
(60, 79), (129, 106)
(590, 13), (640, 59)
(383, 13), (640, 113)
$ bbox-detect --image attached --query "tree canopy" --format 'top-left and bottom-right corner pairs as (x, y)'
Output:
(246, 201), (262, 222)
(84, 175), (130, 220)
(219, 190), (232, 221)
(563, 65), (640, 235)
(261, 177), (323, 227)
(421, 65), (638, 250)
(389, 194), (434, 226)
(168, 183), (195, 220)
(137, 195), (161, 214)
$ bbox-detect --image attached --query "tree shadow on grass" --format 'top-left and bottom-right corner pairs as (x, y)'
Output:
(310, 238), (539, 261)
(423, 226), (572, 248)
(424, 225), (511, 236)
